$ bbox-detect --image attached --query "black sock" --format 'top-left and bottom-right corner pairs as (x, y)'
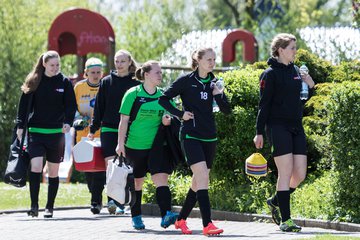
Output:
(29, 172), (41, 208)
(91, 172), (106, 204)
(271, 188), (295, 207)
(131, 190), (142, 217)
(271, 193), (279, 207)
(156, 186), (172, 218)
(178, 188), (197, 220)
(197, 189), (212, 227)
(85, 172), (93, 193)
(277, 190), (291, 222)
(46, 177), (59, 210)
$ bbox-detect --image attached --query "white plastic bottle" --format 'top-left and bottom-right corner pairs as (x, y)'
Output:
(299, 64), (309, 100)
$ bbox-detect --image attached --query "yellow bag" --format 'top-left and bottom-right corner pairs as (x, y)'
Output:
(245, 153), (267, 177)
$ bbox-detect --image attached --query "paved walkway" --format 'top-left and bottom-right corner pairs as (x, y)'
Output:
(1, 208), (360, 240)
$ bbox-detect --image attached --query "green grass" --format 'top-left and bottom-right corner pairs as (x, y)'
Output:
(0, 182), (93, 210)
(297, 236), (360, 240)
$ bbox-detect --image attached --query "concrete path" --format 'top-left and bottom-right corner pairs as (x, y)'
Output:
(1, 208), (360, 240)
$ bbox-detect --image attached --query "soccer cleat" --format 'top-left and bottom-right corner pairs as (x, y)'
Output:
(115, 206), (125, 215)
(175, 219), (192, 234)
(90, 203), (102, 214)
(27, 205), (39, 217)
(132, 215), (145, 230)
(107, 200), (116, 215)
(43, 208), (53, 218)
(203, 222), (224, 236)
(267, 198), (281, 225)
(160, 211), (179, 228)
(280, 219), (302, 232)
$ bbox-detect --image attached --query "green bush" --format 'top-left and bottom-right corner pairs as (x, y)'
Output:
(303, 83), (336, 172)
(294, 49), (334, 84)
(328, 81), (360, 223)
(328, 60), (360, 83)
(291, 170), (337, 220)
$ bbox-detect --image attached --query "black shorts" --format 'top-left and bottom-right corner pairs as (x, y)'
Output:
(267, 124), (307, 157)
(100, 131), (117, 158)
(27, 132), (65, 163)
(125, 146), (173, 178)
(181, 138), (217, 169)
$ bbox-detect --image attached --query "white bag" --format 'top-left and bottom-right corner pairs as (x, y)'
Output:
(106, 155), (135, 205)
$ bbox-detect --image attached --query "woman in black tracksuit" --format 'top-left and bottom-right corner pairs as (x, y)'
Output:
(253, 33), (315, 232)
(159, 47), (231, 236)
(88, 49), (140, 214)
(17, 50), (76, 218)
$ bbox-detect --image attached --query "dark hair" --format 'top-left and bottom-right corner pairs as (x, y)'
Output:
(270, 33), (297, 57)
(114, 49), (137, 74)
(135, 60), (159, 80)
(21, 50), (59, 94)
(191, 47), (215, 70)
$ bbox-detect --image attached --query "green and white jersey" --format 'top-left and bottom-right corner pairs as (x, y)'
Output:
(120, 84), (165, 150)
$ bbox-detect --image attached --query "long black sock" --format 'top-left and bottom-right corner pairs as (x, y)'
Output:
(91, 172), (106, 204)
(197, 189), (212, 227)
(178, 188), (197, 220)
(277, 190), (291, 222)
(29, 172), (41, 208)
(271, 187), (296, 207)
(156, 186), (172, 218)
(131, 190), (142, 217)
(270, 193), (279, 206)
(46, 177), (59, 210)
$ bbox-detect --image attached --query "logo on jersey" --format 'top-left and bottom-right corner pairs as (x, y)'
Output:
(89, 97), (96, 108)
(191, 85), (197, 87)
(55, 88), (64, 92)
(260, 79), (266, 89)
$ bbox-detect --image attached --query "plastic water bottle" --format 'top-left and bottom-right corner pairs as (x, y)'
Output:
(215, 77), (224, 91)
(213, 77), (224, 112)
(299, 64), (309, 100)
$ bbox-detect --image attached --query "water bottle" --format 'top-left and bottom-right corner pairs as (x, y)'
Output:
(213, 77), (224, 112)
(215, 77), (224, 91)
(299, 64), (309, 100)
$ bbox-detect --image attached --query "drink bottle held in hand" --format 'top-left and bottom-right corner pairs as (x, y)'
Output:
(213, 77), (224, 112)
(299, 64), (309, 100)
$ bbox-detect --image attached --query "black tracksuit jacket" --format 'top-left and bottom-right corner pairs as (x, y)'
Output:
(16, 73), (76, 129)
(256, 57), (305, 135)
(159, 70), (231, 140)
(90, 71), (140, 134)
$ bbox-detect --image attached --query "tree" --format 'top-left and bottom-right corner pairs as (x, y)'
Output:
(0, 0), (88, 174)
(106, 0), (204, 63)
(202, 0), (353, 59)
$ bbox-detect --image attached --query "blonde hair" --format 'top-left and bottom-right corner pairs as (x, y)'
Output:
(84, 57), (103, 78)
(21, 50), (60, 93)
(270, 33), (296, 57)
(191, 48), (215, 70)
(114, 49), (137, 74)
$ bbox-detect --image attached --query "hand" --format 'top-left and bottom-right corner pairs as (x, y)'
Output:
(62, 124), (71, 133)
(87, 133), (94, 140)
(16, 128), (24, 141)
(253, 134), (263, 149)
(301, 73), (315, 88)
(182, 111), (194, 121)
(212, 83), (224, 96)
(115, 143), (125, 157)
(162, 114), (171, 126)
